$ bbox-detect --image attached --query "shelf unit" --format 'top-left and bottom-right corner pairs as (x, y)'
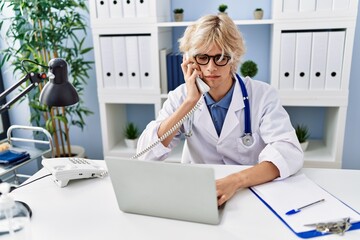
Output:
(89, 0), (358, 168)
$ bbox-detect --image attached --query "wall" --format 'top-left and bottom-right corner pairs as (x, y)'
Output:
(342, 2), (360, 169)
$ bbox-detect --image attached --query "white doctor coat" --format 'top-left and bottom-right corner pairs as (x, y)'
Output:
(137, 76), (304, 179)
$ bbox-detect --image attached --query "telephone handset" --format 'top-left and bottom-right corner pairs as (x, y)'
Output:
(42, 157), (107, 187)
(184, 52), (210, 94)
(196, 76), (210, 93)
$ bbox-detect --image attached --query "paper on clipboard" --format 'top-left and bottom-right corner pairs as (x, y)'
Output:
(251, 174), (360, 234)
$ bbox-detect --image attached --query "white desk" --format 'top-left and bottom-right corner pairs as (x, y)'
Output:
(10, 161), (360, 240)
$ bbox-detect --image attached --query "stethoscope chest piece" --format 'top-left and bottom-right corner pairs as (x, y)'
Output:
(242, 134), (254, 147)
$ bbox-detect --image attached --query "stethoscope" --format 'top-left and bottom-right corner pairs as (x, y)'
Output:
(186, 73), (254, 147)
(236, 73), (254, 147)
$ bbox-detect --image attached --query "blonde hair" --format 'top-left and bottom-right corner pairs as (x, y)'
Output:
(178, 14), (246, 74)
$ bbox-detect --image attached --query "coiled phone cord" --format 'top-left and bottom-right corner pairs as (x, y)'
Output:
(131, 97), (203, 159)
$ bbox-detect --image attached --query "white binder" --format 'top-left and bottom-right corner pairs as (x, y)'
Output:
(294, 32), (312, 90)
(325, 31), (345, 90)
(309, 32), (328, 90)
(283, 0), (299, 13)
(109, 0), (123, 18)
(138, 36), (152, 89)
(123, 0), (136, 18)
(299, 0), (316, 12)
(100, 37), (115, 88)
(112, 36), (128, 88)
(96, 0), (110, 18)
(333, 0), (351, 10)
(125, 36), (141, 88)
(135, 0), (150, 17)
(316, 0), (332, 11)
(279, 33), (296, 89)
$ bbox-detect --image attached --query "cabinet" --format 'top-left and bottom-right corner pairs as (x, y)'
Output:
(89, 0), (358, 168)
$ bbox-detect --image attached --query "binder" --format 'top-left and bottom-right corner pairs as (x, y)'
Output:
(309, 32), (328, 90)
(325, 31), (345, 90)
(135, 0), (149, 17)
(159, 48), (171, 94)
(279, 33), (296, 89)
(125, 36), (140, 88)
(166, 52), (174, 91)
(316, 0), (332, 11)
(333, 0), (351, 10)
(250, 174), (360, 238)
(283, 0), (299, 13)
(109, 0), (123, 18)
(138, 36), (152, 89)
(112, 36), (128, 88)
(300, 0), (316, 12)
(122, 0), (136, 18)
(100, 37), (116, 88)
(96, 0), (110, 18)
(294, 32), (312, 90)
(176, 53), (185, 87)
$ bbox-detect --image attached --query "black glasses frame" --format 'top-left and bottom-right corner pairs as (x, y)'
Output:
(194, 54), (231, 66)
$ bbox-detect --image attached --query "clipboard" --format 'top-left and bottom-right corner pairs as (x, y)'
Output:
(250, 174), (360, 238)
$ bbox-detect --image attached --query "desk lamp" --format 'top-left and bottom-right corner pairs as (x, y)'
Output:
(0, 58), (79, 113)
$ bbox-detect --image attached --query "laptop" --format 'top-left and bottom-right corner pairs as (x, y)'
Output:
(105, 158), (224, 225)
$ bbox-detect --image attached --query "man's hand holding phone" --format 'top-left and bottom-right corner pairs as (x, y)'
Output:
(181, 54), (210, 100)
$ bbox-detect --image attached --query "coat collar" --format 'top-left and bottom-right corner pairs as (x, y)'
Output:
(193, 74), (246, 141)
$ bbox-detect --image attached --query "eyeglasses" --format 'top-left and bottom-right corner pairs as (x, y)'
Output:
(194, 54), (231, 67)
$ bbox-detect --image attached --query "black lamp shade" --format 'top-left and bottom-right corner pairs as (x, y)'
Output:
(39, 58), (79, 107)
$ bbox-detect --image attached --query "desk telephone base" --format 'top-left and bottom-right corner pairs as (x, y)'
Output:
(42, 158), (107, 187)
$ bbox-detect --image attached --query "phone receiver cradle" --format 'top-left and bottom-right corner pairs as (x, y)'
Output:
(42, 158), (108, 187)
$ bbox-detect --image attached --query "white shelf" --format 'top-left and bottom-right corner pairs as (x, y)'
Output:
(157, 19), (275, 27)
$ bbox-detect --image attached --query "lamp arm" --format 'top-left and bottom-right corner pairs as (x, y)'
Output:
(0, 72), (46, 114)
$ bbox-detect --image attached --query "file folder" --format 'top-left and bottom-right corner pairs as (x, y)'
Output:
(309, 32), (328, 90)
(123, 0), (136, 18)
(294, 32), (311, 90)
(325, 31), (345, 90)
(109, 0), (123, 18)
(283, 0), (299, 13)
(279, 33), (296, 89)
(96, 0), (110, 18)
(112, 36), (128, 88)
(100, 37), (116, 88)
(159, 48), (172, 94)
(135, 0), (150, 17)
(125, 36), (140, 88)
(300, 0), (316, 12)
(138, 36), (152, 89)
(250, 174), (360, 238)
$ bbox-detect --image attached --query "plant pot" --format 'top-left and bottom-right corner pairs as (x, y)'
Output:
(174, 13), (183, 22)
(125, 138), (138, 149)
(300, 141), (309, 152)
(42, 145), (86, 159)
(254, 10), (264, 19)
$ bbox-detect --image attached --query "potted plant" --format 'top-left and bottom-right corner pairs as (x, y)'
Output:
(240, 60), (258, 78)
(254, 8), (264, 20)
(124, 123), (139, 149)
(0, 1), (93, 157)
(295, 124), (310, 151)
(218, 4), (228, 14)
(173, 8), (184, 22)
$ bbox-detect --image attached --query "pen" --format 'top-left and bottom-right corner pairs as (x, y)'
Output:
(286, 199), (325, 215)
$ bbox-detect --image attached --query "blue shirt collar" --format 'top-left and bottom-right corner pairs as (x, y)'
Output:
(204, 81), (235, 109)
